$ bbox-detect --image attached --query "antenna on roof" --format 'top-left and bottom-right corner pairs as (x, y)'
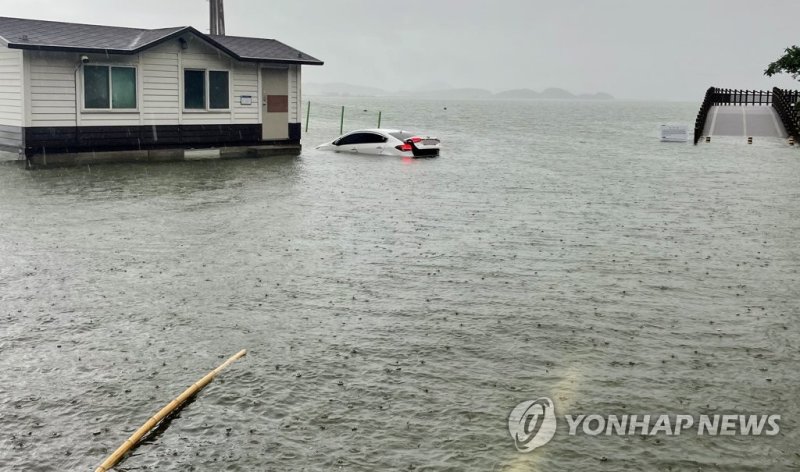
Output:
(209, 0), (225, 36)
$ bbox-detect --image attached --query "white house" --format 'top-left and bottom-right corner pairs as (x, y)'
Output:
(0, 16), (322, 165)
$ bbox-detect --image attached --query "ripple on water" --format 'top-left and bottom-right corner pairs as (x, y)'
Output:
(0, 100), (799, 470)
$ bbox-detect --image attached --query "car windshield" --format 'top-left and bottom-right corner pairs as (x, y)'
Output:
(388, 131), (415, 141)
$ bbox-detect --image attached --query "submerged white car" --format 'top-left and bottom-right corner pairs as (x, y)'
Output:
(316, 129), (441, 157)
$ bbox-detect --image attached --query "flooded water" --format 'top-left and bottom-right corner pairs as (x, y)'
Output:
(1, 98), (799, 471)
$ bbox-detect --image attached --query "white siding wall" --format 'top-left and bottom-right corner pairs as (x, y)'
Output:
(142, 40), (260, 125)
(232, 62), (259, 123)
(76, 53), (139, 126)
(26, 51), (78, 127)
(181, 38), (233, 125)
(141, 41), (180, 125)
(0, 46), (24, 126)
(288, 64), (300, 123)
(27, 51), (139, 127)
(24, 35), (280, 129)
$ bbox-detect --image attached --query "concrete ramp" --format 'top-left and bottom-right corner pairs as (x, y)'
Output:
(703, 105), (787, 138)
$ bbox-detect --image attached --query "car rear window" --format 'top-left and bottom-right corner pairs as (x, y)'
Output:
(389, 131), (415, 141)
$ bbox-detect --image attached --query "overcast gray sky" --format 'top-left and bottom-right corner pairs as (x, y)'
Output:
(2, 0), (799, 100)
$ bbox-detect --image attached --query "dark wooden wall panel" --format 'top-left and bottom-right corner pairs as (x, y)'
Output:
(23, 124), (284, 157)
(288, 123), (301, 141)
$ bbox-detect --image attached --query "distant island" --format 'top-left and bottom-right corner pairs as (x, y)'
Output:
(304, 83), (614, 100)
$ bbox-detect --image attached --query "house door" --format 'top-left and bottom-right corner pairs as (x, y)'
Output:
(261, 68), (289, 140)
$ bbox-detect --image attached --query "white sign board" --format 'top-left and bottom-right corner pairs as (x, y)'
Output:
(660, 124), (688, 142)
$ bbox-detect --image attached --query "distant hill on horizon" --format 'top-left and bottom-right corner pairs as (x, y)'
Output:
(400, 88), (495, 100)
(304, 82), (614, 100)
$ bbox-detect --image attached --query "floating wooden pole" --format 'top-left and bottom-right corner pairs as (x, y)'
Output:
(377, 110), (382, 128)
(94, 349), (247, 472)
(339, 105), (345, 134)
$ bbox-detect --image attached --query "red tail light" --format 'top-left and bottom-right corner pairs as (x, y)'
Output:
(409, 137), (422, 143)
(395, 143), (413, 152)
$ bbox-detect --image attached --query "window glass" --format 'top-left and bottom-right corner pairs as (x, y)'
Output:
(337, 133), (365, 145)
(389, 131), (415, 141)
(336, 133), (386, 146)
(337, 133), (386, 145)
(184, 70), (206, 109)
(111, 67), (136, 109)
(84, 66), (109, 109)
(209, 71), (229, 109)
(362, 134), (387, 144)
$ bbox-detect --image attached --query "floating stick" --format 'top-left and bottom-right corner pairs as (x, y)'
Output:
(94, 349), (247, 472)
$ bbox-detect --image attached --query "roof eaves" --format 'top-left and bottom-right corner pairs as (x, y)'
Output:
(4, 26), (197, 56)
(185, 28), (248, 61)
(236, 55), (324, 65)
(129, 26), (192, 54)
(1, 23), (323, 65)
(6, 43), (137, 54)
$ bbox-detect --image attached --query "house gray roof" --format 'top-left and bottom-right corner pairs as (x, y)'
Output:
(0, 16), (323, 65)
(209, 35), (319, 63)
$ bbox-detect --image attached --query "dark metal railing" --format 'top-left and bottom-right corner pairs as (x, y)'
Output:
(693, 87), (776, 144)
(772, 87), (799, 139)
(693, 87), (715, 144)
(712, 88), (773, 106)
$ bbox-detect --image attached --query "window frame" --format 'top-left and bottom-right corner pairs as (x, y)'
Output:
(81, 64), (139, 113)
(182, 68), (231, 112)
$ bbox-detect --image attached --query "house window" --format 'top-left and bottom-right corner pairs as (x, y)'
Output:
(184, 70), (206, 109)
(184, 69), (229, 110)
(209, 71), (229, 109)
(84, 65), (136, 109)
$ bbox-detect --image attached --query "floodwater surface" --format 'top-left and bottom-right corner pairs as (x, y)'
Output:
(1, 99), (799, 471)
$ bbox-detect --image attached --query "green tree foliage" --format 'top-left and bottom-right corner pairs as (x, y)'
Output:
(765, 46), (800, 80)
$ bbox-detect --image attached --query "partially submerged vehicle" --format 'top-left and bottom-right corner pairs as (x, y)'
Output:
(316, 129), (441, 157)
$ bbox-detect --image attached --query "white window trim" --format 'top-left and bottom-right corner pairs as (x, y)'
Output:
(81, 64), (140, 113)
(182, 68), (231, 112)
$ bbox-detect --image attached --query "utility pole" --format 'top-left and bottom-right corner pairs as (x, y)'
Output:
(209, 0), (225, 36)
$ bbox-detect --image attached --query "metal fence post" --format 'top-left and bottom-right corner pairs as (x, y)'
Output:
(305, 101), (311, 133)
